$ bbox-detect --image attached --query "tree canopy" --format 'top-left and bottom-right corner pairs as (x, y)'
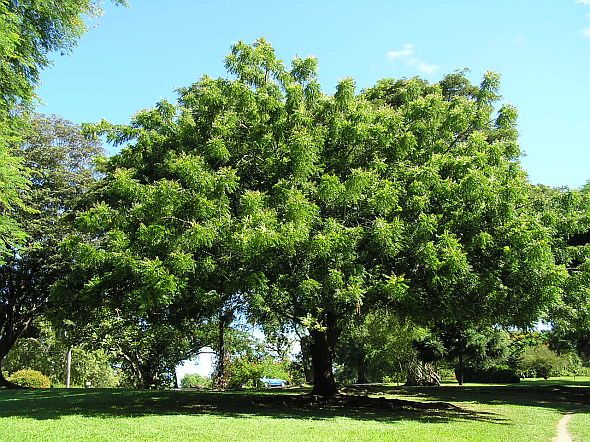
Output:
(56, 39), (567, 396)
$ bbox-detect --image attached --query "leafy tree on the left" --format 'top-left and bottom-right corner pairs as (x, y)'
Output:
(0, 0), (124, 388)
(0, 114), (103, 388)
(0, 0), (124, 256)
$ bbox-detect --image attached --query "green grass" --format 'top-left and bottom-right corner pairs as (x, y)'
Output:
(0, 378), (588, 441)
(570, 412), (590, 442)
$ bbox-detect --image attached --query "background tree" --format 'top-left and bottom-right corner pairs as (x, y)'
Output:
(424, 325), (509, 385)
(3, 319), (119, 387)
(0, 0), (125, 262)
(0, 114), (102, 388)
(530, 185), (590, 365)
(334, 311), (421, 384)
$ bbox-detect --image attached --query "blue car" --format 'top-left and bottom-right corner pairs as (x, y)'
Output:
(260, 377), (288, 388)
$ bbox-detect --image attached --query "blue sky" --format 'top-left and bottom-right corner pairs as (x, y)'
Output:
(36, 0), (590, 188)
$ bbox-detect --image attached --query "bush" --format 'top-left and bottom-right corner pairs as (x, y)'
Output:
(226, 356), (291, 389)
(9, 370), (51, 388)
(458, 366), (520, 383)
(517, 345), (578, 379)
(180, 373), (212, 389)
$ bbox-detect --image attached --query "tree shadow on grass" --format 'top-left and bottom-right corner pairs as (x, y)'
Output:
(1, 382), (587, 425)
(341, 383), (590, 414)
(0, 388), (507, 425)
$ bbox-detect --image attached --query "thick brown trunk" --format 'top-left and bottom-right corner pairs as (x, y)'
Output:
(0, 325), (24, 389)
(141, 368), (157, 389)
(356, 364), (368, 384)
(310, 329), (337, 397)
(214, 314), (228, 389)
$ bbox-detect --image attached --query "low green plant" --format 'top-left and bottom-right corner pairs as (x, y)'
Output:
(8, 369), (51, 388)
(518, 345), (578, 379)
(227, 356), (291, 388)
(180, 374), (212, 389)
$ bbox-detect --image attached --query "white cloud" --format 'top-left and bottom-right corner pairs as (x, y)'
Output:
(577, 0), (590, 5)
(387, 43), (414, 60)
(408, 59), (439, 74)
(386, 44), (438, 75)
(583, 27), (590, 37)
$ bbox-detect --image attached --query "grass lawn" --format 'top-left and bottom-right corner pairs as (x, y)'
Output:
(571, 412), (590, 442)
(0, 378), (588, 441)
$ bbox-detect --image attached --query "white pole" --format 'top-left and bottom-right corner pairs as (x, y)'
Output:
(66, 348), (72, 388)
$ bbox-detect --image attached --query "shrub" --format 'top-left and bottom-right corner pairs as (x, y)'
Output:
(458, 366), (520, 383)
(517, 345), (577, 379)
(180, 373), (212, 389)
(9, 370), (51, 388)
(226, 356), (291, 389)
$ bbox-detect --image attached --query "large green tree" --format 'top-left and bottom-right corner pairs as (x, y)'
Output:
(0, 114), (102, 388)
(61, 39), (562, 397)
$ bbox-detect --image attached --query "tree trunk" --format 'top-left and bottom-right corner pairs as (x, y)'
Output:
(141, 367), (157, 389)
(310, 328), (337, 397)
(356, 359), (368, 384)
(457, 352), (464, 386)
(214, 312), (229, 389)
(120, 352), (147, 389)
(0, 325), (24, 389)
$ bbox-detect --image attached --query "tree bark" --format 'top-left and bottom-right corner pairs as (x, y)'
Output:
(214, 311), (230, 389)
(120, 351), (147, 389)
(0, 324), (24, 389)
(310, 328), (337, 397)
(356, 355), (368, 384)
(141, 367), (157, 389)
(457, 352), (464, 386)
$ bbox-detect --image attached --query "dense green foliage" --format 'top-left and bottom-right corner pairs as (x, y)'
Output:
(518, 344), (580, 379)
(531, 186), (590, 363)
(8, 369), (50, 388)
(0, 0), (124, 260)
(334, 311), (421, 384)
(56, 39), (569, 396)
(63, 309), (205, 389)
(0, 0), (123, 389)
(0, 142), (29, 262)
(0, 114), (102, 387)
(180, 373), (212, 389)
(0, 0), (586, 403)
(4, 320), (119, 387)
